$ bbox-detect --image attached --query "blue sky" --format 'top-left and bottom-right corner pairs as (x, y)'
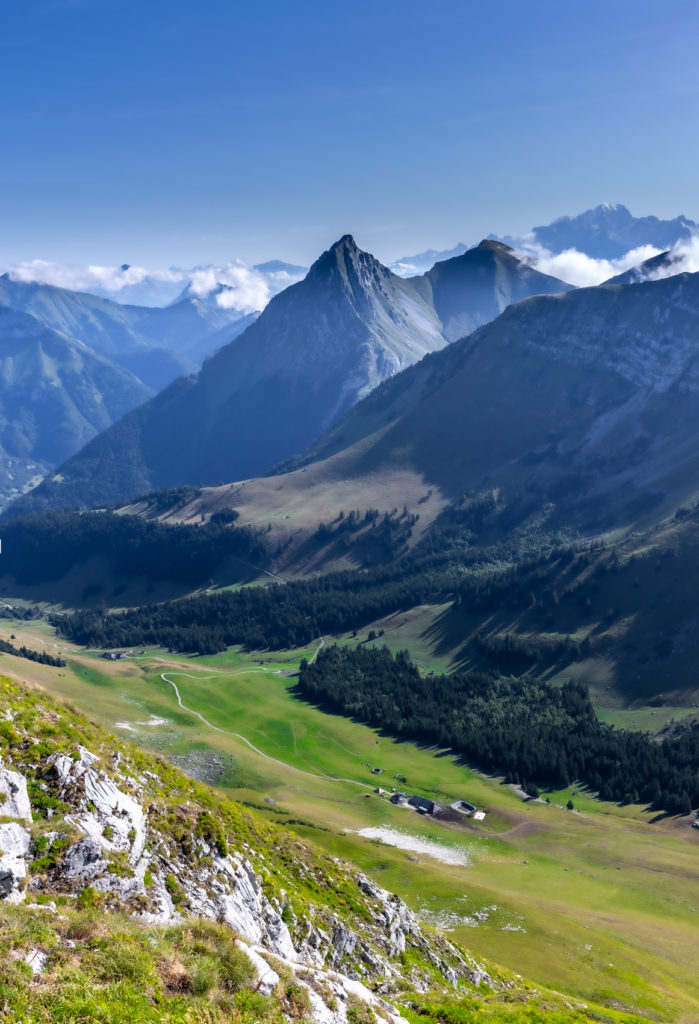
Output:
(1, 0), (698, 266)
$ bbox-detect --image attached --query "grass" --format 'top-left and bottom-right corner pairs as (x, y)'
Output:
(2, 617), (698, 1022)
(0, 903), (267, 1024)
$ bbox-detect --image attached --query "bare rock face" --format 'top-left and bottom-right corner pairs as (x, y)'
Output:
(0, 821), (30, 903)
(0, 763), (32, 822)
(51, 746), (146, 861)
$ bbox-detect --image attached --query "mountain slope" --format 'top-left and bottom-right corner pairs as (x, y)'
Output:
(8, 237), (574, 516)
(0, 675), (504, 1023)
(424, 239), (573, 341)
(205, 270), (699, 550)
(0, 275), (246, 388)
(0, 306), (152, 507)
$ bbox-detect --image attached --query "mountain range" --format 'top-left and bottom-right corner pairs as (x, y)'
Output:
(6, 236), (572, 515)
(0, 306), (152, 505)
(280, 268), (699, 533)
(2, 258), (308, 308)
(0, 274), (249, 390)
(393, 203), (698, 275)
(512, 202), (698, 258)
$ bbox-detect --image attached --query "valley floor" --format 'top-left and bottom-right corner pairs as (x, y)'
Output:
(1, 617), (698, 1023)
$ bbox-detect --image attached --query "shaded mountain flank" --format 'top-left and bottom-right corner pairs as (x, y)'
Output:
(0, 274), (250, 389)
(0, 306), (152, 507)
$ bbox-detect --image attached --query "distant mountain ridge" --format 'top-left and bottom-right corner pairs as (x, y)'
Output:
(2, 257), (308, 308)
(513, 202), (698, 259)
(0, 305), (151, 507)
(395, 204), (698, 280)
(0, 275), (247, 389)
(390, 242), (469, 276)
(6, 235), (572, 515)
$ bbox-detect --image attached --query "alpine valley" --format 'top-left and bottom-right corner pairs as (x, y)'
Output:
(1, 206), (698, 1024)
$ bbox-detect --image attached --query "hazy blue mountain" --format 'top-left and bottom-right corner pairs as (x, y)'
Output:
(8, 235), (573, 515)
(0, 275), (246, 388)
(0, 306), (152, 508)
(389, 242), (469, 276)
(253, 259), (308, 276)
(522, 203), (697, 259)
(186, 312), (259, 366)
(424, 239), (573, 341)
(80, 265), (187, 307)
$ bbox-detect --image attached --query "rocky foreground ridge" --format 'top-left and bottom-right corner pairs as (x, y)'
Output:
(0, 677), (496, 1024)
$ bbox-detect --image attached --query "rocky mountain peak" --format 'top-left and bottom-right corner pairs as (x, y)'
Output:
(475, 238), (514, 254)
(310, 234), (370, 274)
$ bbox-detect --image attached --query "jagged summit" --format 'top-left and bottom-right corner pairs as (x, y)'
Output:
(531, 203), (698, 258)
(309, 233), (368, 274)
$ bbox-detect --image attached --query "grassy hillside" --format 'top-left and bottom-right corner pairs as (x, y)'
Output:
(0, 669), (662, 1024)
(2, 622), (697, 1022)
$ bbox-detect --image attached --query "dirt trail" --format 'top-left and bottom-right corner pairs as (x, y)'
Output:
(158, 644), (370, 789)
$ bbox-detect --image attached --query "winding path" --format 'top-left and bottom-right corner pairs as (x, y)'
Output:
(159, 651), (369, 789)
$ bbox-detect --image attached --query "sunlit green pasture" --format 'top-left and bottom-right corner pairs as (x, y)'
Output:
(1, 617), (698, 1023)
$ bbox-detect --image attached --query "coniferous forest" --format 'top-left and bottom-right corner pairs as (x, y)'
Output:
(298, 645), (699, 815)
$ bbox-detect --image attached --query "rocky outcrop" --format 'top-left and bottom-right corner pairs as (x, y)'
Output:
(0, 821), (30, 903)
(0, 762), (32, 822)
(51, 746), (146, 861)
(0, 716), (493, 1020)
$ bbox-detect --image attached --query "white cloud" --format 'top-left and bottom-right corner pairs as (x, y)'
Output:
(639, 234), (699, 281)
(513, 242), (663, 287)
(187, 260), (272, 313)
(515, 233), (699, 288)
(4, 258), (184, 294)
(2, 256), (306, 312)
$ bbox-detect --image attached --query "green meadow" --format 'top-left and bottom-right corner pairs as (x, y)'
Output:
(1, 618), (698, 1023)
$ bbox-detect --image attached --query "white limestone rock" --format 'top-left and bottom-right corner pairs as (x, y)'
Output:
(0, 821), (30, 903)
(24, 948), (48, 975)
(236, 939), (280, 996)
(50, 746), (146, 861)
(0, 764), (32, 822)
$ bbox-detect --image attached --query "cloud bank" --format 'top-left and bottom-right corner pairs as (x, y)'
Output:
(5, 259), (182, 293)
(516, 233), (699, 287)
(2, 258), (306, 312)
(514, 241), (662, 287)
(187, 260), (273, 313)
